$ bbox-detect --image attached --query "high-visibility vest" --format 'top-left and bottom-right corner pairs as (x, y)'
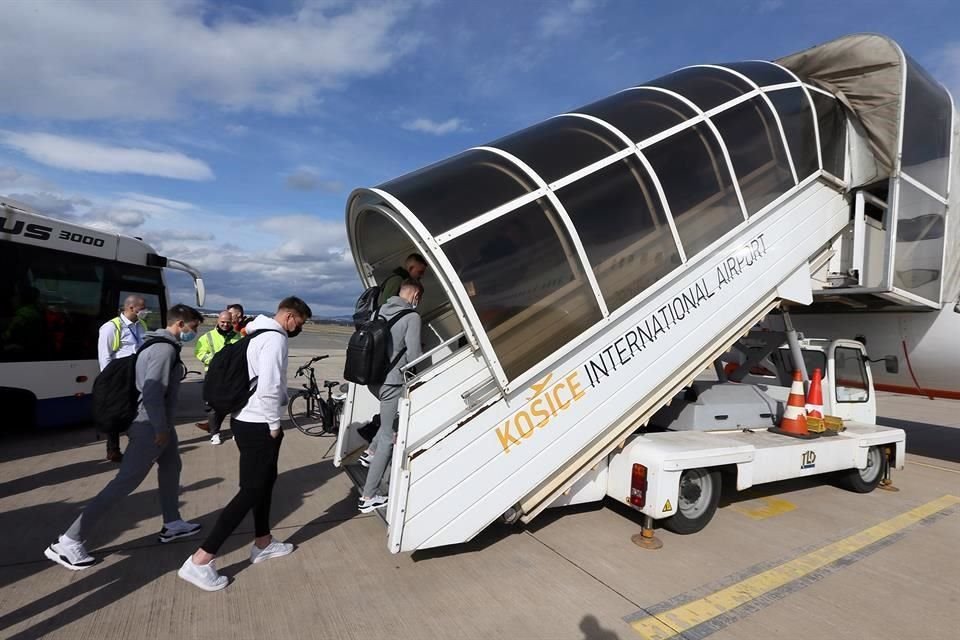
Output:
(110, 316), (148, 352)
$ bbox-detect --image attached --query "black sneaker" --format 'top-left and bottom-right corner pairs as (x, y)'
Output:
(158, 520), (202, 543)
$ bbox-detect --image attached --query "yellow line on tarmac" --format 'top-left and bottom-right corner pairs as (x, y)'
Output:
(631, 495), (960, 640)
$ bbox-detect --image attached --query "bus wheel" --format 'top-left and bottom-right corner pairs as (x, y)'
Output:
(663, 468), (721, 535)
(837, 445), (885, 493)
(0, 388), (36, 432)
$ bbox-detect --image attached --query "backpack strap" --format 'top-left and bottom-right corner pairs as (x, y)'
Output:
(385, 309), (417, 374)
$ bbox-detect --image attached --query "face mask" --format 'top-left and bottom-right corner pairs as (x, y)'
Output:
(136, 309), (151, 321)
(287, 327), (302, 338)
(217, 327), (235, 337)
(179, 330), (197, 343)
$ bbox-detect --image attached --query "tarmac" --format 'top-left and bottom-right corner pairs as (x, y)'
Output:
(1, 323), (958, 640)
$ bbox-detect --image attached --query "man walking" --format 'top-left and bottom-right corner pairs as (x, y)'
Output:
(359, 279), (422, 513)
(45, 304), (205, 570)
(195, 310), (243, 445)
(96, 295), (149, 462)
(178, 296), (311, 592)
(227, 303), (250, 336)
(377, 253), (427, 306)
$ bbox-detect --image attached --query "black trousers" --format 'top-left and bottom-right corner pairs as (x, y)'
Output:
(105, 431), (121, 454)
(200, 420), (282, 554)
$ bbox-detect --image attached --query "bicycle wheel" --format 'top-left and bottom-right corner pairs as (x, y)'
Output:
(287, 391), (332, 437)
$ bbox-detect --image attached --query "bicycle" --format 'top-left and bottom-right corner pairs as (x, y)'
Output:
(287, 355), (346, 437)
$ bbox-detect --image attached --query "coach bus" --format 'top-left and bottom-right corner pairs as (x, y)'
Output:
(0, 197), (205, 428)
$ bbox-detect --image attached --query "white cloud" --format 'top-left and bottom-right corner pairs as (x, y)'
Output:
(225, 124), (249, 137)
(402, 117), (467, 135)
(538, 0), (599, 39)
(3, 170), (361, 314)
(0, 132), (214, 180)
(0, 1), (420, 120)
(284, 166), (343, 192)
(757, 0), (784, 13)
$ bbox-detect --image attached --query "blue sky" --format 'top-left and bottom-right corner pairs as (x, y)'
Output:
(2, 0), (959, 315)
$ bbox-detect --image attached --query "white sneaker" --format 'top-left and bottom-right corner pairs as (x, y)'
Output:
(158, 519), (202, 543)
(249, 539), (294, 564)
(358, 495), (388, 513)
(44, 535), (94, 570)
(210, 433), (222, 445)
(358, 449), (374, 468)
(178, 556), (228, 592)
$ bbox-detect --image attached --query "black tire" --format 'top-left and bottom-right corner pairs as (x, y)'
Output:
(663, 468), (722, 535)
(837, 445), (886, 493)
(287, 391), (333, 437)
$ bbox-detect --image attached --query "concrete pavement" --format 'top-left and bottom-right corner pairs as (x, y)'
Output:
(1, 325), (958, 639)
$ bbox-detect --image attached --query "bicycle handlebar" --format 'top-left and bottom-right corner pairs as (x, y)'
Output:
(295, 354), (330, 376)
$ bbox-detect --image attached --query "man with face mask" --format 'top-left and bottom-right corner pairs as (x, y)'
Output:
(96, 295), (149, 462)
(45, 304), (205, 571)
(358, 279), (423, 514)
(194, 311), (243, 445)
(179, 296), (311, 591)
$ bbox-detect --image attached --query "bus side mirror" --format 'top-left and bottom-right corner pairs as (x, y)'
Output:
(195, 278), (206, 308)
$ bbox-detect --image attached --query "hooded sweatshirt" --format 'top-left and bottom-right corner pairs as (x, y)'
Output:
(134, 328), (185, 435)
(235, 314), (289, 430)
(378, 296), (423, 386)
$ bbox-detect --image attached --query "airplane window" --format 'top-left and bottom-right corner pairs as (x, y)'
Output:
(443, 198), (601, 380)
(643, 123), (743, 257)
(765, 88), (819, 181)
(710, 96), (795, 215)
(810, 92), (846, 179)
(717, 61), (795, 88)
(378, 149), (536, 235)
(556, 155), (681, 312)
(893, 181), (945, 302)
(576, 88), (696, 145)
(901, 55), (952, 197)
(491, 115), (627, 184)
(646, 66), (753, 112)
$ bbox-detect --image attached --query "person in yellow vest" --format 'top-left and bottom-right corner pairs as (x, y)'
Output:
(96, 295), (148, 462)
(194, 311), (243, 445)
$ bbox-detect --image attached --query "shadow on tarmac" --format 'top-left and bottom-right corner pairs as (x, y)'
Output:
(877, 417), (960, 463)
(580, 614), (622, 639)
(0, 455), (350, 639)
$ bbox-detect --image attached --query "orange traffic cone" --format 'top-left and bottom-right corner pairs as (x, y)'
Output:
(769, 370), (818, 439)
(806, 368), (824, 418)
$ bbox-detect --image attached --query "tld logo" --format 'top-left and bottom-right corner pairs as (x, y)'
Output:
(801, 450), (816, 469)
(0, 217), (53, 241)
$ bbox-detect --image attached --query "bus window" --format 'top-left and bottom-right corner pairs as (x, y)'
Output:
(1, 244), (106, 362)
(117, 291), (164, 331)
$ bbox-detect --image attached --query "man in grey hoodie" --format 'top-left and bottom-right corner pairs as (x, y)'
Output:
(359, 279), (423, 513)
(45, 304), (205, 571)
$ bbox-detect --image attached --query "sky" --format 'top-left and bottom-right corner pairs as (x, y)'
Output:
(2, 0), (960, 316)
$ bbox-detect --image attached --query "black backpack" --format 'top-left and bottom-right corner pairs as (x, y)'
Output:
(92, 337), (179, 434)
(203, 329), (284, 414)
(352, 285), (382, 329)
(343, 309), (415, 385)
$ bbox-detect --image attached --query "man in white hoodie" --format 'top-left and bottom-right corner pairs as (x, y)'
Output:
(178, 296), (311, 592)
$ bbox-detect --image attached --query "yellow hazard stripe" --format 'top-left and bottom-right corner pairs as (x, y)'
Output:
(631, 495), (960, 639)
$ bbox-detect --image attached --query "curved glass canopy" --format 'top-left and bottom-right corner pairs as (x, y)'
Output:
(357, 44), (953, 386)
